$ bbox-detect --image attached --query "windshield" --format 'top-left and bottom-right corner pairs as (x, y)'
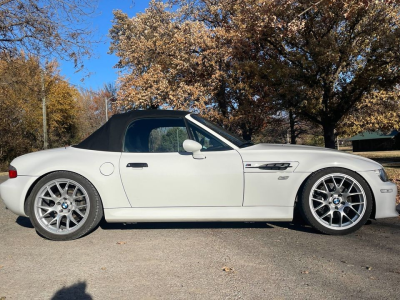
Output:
(190, 114), (253, 148)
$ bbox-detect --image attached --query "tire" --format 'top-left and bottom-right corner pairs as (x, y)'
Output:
(27, 171), (103, 241)
(299, 168), (373, 235)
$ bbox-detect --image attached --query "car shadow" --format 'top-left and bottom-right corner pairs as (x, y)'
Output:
(16, 216), (34, 228)
(267, 221), (320, 234)
(14, 216), (319, 234)
(99, 219), (318, 233)
(100, 221), (273, 230)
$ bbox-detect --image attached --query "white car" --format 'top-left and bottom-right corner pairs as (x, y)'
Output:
(0, 111), (398, 240)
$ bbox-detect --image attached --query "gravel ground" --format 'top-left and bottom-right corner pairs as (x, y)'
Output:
(0, 175), (399, 300)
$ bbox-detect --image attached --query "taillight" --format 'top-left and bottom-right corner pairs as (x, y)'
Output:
(9, 165), (17, 179)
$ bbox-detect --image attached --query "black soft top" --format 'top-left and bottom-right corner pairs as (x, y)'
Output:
(74, 110), (190, 152)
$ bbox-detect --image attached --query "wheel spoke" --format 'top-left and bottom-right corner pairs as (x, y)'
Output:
(40, 209), (54, 218)
(349, 206), (361, 216)
(39, 196), (54, 201)
(56, 215), (62, 230)
(348, 182), (355, 193)
(331, 176), (338, 189)
(350, 202), (363, 205)
(47, 187), (58, 199)
(320, 210), (331, 219)
(37, 205), (51, 210)
(72, 186), (78, 198)
(312, 198), (324, 203)
(348, 192), (362, 196)
(48, 216), (57, 226)
(55, 181), (64, 195)
(74, 208), (85, 218)
(339, 212), (343, 227)
(323, 180), (329, 192)
(315, 189), (327, 194)
(64, 180), (70, 192)
(73, 193), (88, 200)
(314, 203), (326, 211)
(37, 205), (54, 217)
(69, 214), (78, 225)
(343, 212), (353, 223)
(338, 176), (347, 188)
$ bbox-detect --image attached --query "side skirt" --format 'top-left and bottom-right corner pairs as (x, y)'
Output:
(104, 206), (293, 223)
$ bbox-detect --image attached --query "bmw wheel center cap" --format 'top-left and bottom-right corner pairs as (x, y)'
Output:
(61, 202), (69, 209)
(333, 198), (340, 205)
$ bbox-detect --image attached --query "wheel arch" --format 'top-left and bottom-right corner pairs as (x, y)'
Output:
(23, 170), (103, 216)
(294, 166), (376, 219)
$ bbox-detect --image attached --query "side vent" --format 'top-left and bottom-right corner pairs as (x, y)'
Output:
(258, 163), (292, 171)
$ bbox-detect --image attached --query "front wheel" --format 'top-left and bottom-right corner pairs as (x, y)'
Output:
(299, 168), (373, 235)
(27, 171), (103, 241)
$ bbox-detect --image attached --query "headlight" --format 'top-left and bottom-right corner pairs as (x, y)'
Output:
(374, 169), (389, 182)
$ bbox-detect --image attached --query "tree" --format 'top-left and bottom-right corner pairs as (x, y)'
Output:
(338, 89), (400, 137)
(75, 85), (117, 140)
(236, 0), (400, 148)
(109, 0), (272, 140)
(110, 0), (400, 145)
(0, 52), (79, 167)
(0, 0), (98, 68)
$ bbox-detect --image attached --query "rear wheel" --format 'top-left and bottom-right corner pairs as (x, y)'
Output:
(27, 171), (103, 241)
(299, 168), (372, 235)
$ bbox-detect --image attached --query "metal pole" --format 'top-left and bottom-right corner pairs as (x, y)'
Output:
(105, 97), (108, 122)
(41, 69), (48, 149)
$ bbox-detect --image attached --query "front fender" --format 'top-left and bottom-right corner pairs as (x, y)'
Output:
(294, 153), (382, 174)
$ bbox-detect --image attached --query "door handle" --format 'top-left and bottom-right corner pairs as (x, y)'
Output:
(127, 163), (148, 168)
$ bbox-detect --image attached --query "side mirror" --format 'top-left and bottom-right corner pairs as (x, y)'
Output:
(183, 140), (206, 159)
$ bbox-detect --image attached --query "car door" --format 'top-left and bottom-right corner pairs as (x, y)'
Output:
(119, 117), (244, 207)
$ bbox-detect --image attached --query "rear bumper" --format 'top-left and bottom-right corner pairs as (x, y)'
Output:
(0, 176), (38, 217)
(359, 171), (399, 219)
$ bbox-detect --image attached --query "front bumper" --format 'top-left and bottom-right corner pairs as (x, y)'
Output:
(359, 171), (399, 219)
(0, 176), (38, 217)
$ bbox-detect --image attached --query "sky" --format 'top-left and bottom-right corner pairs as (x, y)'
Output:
(59, 1), (150, 91)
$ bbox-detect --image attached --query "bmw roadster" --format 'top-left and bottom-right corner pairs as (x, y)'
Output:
(0, 110), (398, 240)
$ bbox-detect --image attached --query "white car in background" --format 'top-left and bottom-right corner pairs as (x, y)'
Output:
(0, 110), (398, 240)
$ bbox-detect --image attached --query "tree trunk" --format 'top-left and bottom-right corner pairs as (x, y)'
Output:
(150, 103), (159, 109)
(242, 130), (252, 141)
(322, 123), (336, 149)
(241, 123), (253, 141)
(289, 109), (296, 144)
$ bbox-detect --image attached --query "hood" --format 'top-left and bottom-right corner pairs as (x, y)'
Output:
(243, 143), (337, 152)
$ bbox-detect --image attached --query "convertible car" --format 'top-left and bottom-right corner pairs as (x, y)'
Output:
(0, 110), (398, 240)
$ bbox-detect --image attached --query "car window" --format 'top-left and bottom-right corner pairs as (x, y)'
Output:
(187, 120), (232, 152)
(124, 118), (189, 153)
(191, 114), (253, 148)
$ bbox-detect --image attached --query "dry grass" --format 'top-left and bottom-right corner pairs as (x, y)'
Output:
(346, 150), (400, 163)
